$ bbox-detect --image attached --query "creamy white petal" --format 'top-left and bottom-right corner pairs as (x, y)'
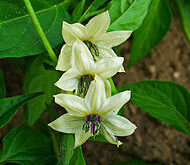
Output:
(55, 68), (81, 91)
(99, 48), (117, 58)
(103, 115), (136, 136)
(48, 113), (84, 133)
(56, 44), (72, 71)
(101, 125), (122, 146)
(95, 57), (124, 79)
(85, 11), (110, 40)
(54, 94), (89, 116)
(71, 40), (95, 74)
(94, 31), (132, 49)
(74, 128), (91, 148)
(85, 75), (106, 114)
(100, 91), (131, 116)
(62, 22), (86, 45)
(104, 80), (111, 97)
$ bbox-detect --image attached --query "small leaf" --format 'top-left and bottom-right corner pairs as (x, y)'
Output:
(118, 81), (190, 136)
(0, 126), (55, 165)
(57, 134), (75, 165)
(108, 0), (152, 31)
(78, 0), (108, 23)
(24, 56), (59, 125)
(128, 0), (172, 68)
(0, 92), (42, 128)
(70, 147), (86, 165)
(174, 0), (190, 41)
(0, 0), (71, 58)
(0, 67), (6, 99)
(72, 0), (86, 22)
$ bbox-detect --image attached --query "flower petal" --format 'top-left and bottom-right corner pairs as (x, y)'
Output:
(48, 113), (84, 133)
(74, 128), (91, 148)
(101, 91), (131, 116)
(95, 57), (124, 79)
(101, 125), (122, 146)
(54, 94), (89, 116)
(85, 75), (106, 114)
(94, 31), (132, 49)
(104, 80), (111, 97)
(62, 22), (86, 45)
(99, 48), (117, 58)
(103, 115), (137, 136)
(71, 40), (95, 74)
(56, 44), (72, 71)
(55, 68), (81, 91)
(85, 11), (110, 40)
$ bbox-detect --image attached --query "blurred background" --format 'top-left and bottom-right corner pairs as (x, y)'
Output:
(0, 17), (190, 165)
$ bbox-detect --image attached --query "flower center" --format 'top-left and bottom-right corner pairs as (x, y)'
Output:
(83, 40), (99, 61)
(78, 75), (94, 97)
(82, 114), (102, 137)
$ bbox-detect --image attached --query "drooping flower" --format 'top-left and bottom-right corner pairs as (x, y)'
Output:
(55, 39), (124, 97)
(56, 11), (132, 72)
(49, 75), (136, 148)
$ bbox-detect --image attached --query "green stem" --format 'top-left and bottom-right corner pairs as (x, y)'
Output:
(49, 129), (59, 158)
(23, 0), (57, 65)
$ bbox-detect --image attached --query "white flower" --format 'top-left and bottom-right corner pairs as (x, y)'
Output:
(56, 11), (132, 72)
(55, 39), (124, 97)
(49, 75), (136, 148)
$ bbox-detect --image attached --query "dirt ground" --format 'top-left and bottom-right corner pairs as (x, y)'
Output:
(1, 18), (190, 165)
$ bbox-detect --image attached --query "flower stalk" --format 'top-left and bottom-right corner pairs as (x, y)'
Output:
(23, 0), (57, 65)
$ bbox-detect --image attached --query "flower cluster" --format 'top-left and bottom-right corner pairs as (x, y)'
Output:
(48, 11), (136, 148)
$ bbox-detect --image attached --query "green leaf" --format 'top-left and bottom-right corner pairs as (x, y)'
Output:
(108, 0), (152, 31)
(128, 0), (172, 68)
(0, 67), (6, 98)
(0, 126), (55, 165)
(0, 92), (42, 128)
(70, 147), (86, 165)
(72, 0), (85, 22)
(118, 81), (190, 136)
(112, 160), (161, 165)
(24, 56), (59, 125)
(78, 0), (108, 23)
(0, 0), (71, 58)
(57, 134), (75, 165)
(174, 0), (190, 41)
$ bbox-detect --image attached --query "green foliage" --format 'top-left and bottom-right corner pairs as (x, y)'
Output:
(72, 0), (86, 22)
(57, 134), (75, 165)
(128, 0), (172, 68)
(70, 147), (86, 165)
(78, 0), (108, 23)
(0, 0), (71, 59)
(0, 67), (6, 99)
(174, 0), (190, 41)
(112, 160), (161, 165)
(24, 56), (59, 125)
(0, 126), (55, 165)
(0, 92), (42, 128)
(118, 81), (190, 136)
(108, 0), (152, 31)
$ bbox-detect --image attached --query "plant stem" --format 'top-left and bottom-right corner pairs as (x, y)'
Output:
(23, 0), (57, 65)
(49, 129), (59, 158)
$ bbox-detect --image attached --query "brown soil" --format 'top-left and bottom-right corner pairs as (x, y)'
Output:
(1, 18), (190, 165)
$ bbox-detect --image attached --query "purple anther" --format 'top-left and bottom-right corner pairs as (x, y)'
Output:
(86, 116), (89, 123)
(86, 82), (89, 89)
(95, 114), (98, 121)
(83, 75), (85, 82)
(88, 75), (91, 81)
(90, 114), (93, 121)
(99, 116), (101, 123)
(116, 136), (119, 148)
(91, 121), (94, 135)
(80, 79), (83, 86)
